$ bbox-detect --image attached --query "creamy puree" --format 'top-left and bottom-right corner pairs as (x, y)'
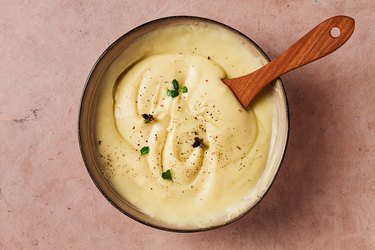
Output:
(96, 23), (274, 229)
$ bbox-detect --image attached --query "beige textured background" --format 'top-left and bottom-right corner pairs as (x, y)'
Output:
(1, 0), (374, 249)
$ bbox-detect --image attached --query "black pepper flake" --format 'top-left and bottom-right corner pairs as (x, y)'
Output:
(192, 137), (205, 148)
(98, 140), (102, 145)
(207, 56), (210, 60)
(141, 113), (154, 123)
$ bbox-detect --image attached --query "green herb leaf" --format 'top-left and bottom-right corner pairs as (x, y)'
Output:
(181, 86), (188, 93)
(162, 169), (173, 181)
(171, 90), (179, 98)
(172, 79), (179, 90)
(140, 146), (150, 155)
(167, 89), (179, 98)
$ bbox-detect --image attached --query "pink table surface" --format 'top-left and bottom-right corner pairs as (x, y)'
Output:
(1, 0), (374, 249)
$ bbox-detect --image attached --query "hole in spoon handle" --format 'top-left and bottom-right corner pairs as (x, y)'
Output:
(330, 27), (341, 38)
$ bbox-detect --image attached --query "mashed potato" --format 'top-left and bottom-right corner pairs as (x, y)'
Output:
(95, 22), (274, 229)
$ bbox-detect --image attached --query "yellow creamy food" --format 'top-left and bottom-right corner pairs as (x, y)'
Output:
(96, 23), (274, 229)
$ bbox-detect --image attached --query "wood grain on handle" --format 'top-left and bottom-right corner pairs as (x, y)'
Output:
(223, 16), (355, 108)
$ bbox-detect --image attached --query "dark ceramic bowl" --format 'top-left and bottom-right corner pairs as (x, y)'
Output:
(78, 16), (289, 232)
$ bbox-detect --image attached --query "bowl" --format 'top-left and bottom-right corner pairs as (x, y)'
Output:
(78, 16), (289, 232)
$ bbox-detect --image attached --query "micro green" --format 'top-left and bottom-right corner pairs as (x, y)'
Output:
(166, 79), (187, 98)
(140, 146), (150, 155)
(162, 169), (173, 181)
(172, 79), (179, 90)
(181, 86), (188, 93)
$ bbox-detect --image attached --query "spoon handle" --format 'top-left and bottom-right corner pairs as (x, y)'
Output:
(224, 15), (355, 107)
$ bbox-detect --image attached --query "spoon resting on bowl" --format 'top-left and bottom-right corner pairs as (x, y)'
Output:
(223, 15), (355, 108)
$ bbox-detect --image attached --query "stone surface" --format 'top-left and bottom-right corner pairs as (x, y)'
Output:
(0, 0), (374, 249)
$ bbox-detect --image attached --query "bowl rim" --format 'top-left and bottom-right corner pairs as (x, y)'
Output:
(78, 15), (290, 233)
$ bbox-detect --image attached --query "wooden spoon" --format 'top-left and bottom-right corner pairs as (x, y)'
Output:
(223, 15), (355, 108)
